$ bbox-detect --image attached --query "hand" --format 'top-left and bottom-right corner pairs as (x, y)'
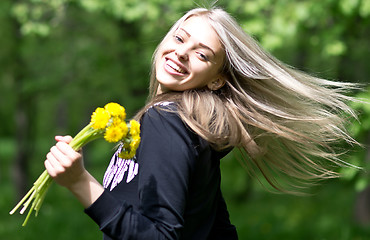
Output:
(44, 136), (104, 207)
(44, 135), (86, 189)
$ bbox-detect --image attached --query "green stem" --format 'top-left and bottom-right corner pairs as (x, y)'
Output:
(71, 123), (93, 143)
(70, 130), (102, 150)
(9, 186), (35, 215)
(22, 205), (34, 227)
(35, 177), (53, 215)
(20, 189), (37, 214)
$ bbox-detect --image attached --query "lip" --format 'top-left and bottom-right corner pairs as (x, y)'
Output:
(164, 57), (189, 75)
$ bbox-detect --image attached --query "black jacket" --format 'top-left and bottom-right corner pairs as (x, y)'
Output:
(85, 104), (238, 240)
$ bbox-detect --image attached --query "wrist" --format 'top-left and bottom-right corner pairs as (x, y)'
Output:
(65, 170), (90, 192)
(66, 171), (104, 208)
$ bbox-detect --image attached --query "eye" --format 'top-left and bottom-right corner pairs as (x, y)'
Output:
(173, 34), (184, 43)
(197, 52), (209, 61)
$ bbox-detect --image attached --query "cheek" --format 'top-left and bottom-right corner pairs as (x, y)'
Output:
(155, 59), (161, 73)
(158, 40), (176, 55)
(194, 64), (218, 81)
(154, 54), (166, 75)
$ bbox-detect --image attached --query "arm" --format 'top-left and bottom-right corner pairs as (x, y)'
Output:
(44, 136), (104, 208)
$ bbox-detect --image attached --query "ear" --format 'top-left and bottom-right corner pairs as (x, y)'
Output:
(207, 76), (226, 91)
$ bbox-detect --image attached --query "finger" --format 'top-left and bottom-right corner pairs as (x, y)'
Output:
(55, 135), (73, 144)
(49, 145), (72, 168)
(45, 151), (65, 173)
(55, 141), (81, 160)
(44, 159), (57, 177)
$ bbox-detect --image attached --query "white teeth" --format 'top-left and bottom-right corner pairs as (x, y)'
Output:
(167, 60), (186, 74)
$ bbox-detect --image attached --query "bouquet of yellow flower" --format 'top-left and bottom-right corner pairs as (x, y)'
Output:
(10, 102), (140, 226)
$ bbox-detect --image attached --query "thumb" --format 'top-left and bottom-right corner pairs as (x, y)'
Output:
(55, 135), (73, 144)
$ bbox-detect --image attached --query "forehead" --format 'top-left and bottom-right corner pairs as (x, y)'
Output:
(179, 16), (223, 53)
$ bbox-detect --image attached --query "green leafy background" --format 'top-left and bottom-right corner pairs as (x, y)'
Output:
(1, 0), (369, 239)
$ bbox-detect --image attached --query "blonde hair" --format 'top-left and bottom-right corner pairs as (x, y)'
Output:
(136, 7), (360, 192)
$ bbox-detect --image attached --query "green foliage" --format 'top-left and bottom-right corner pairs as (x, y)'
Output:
(11, 0), (67, 36)
(1, 0), (370, 239)
(340, 88), (370, 192)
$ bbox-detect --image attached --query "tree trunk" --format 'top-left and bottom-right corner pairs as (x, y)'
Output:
(354, 131), (370, 225)
(13, 101), (31, 198)
(11, 14), (32, 199)
(354, 187), (370, 225)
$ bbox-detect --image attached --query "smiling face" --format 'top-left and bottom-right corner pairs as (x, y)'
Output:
(155, 16), (226, 94)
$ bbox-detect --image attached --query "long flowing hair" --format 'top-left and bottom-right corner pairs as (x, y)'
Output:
(135, 7), (360, 192)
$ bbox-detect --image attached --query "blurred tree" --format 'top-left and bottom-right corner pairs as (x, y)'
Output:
(1, 0), (35, 198)
(4, 0), (370, 207)
(346, 89), (370, 224)
(2, 0), (369, 238)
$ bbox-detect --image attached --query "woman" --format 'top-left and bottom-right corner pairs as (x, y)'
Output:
(45, 7), (358, 239)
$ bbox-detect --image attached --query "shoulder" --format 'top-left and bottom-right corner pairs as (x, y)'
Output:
(140, 101), (194, 138)
(141, 101), (229, 155)
(137, 101), (201, 174)
(138, 101), (204, 161)
(147, 101), (177, 115)
(141, 102), (182, 128)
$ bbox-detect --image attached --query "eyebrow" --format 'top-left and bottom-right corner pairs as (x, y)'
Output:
(179, 28), (216, 56)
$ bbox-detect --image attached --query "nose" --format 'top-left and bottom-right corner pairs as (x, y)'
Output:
(175, 45), (189, 61)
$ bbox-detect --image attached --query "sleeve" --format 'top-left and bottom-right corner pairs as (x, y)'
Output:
(85, 106), (198, 240)
(208, 193), (239, 240)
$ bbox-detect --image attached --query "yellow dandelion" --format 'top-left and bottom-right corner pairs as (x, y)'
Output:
(129, 136), (141, 151)
(104, 122), (128, 143)
(119, 149), (136, 159)
(91, 107), (111, 130)
(119, 122), (129, 136)
(104, 102), (126, 120)
(111, 116), (124, 126)
(129, 120), (140, 137)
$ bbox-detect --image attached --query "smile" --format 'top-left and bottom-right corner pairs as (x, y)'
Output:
(166, 59), (188, 74)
